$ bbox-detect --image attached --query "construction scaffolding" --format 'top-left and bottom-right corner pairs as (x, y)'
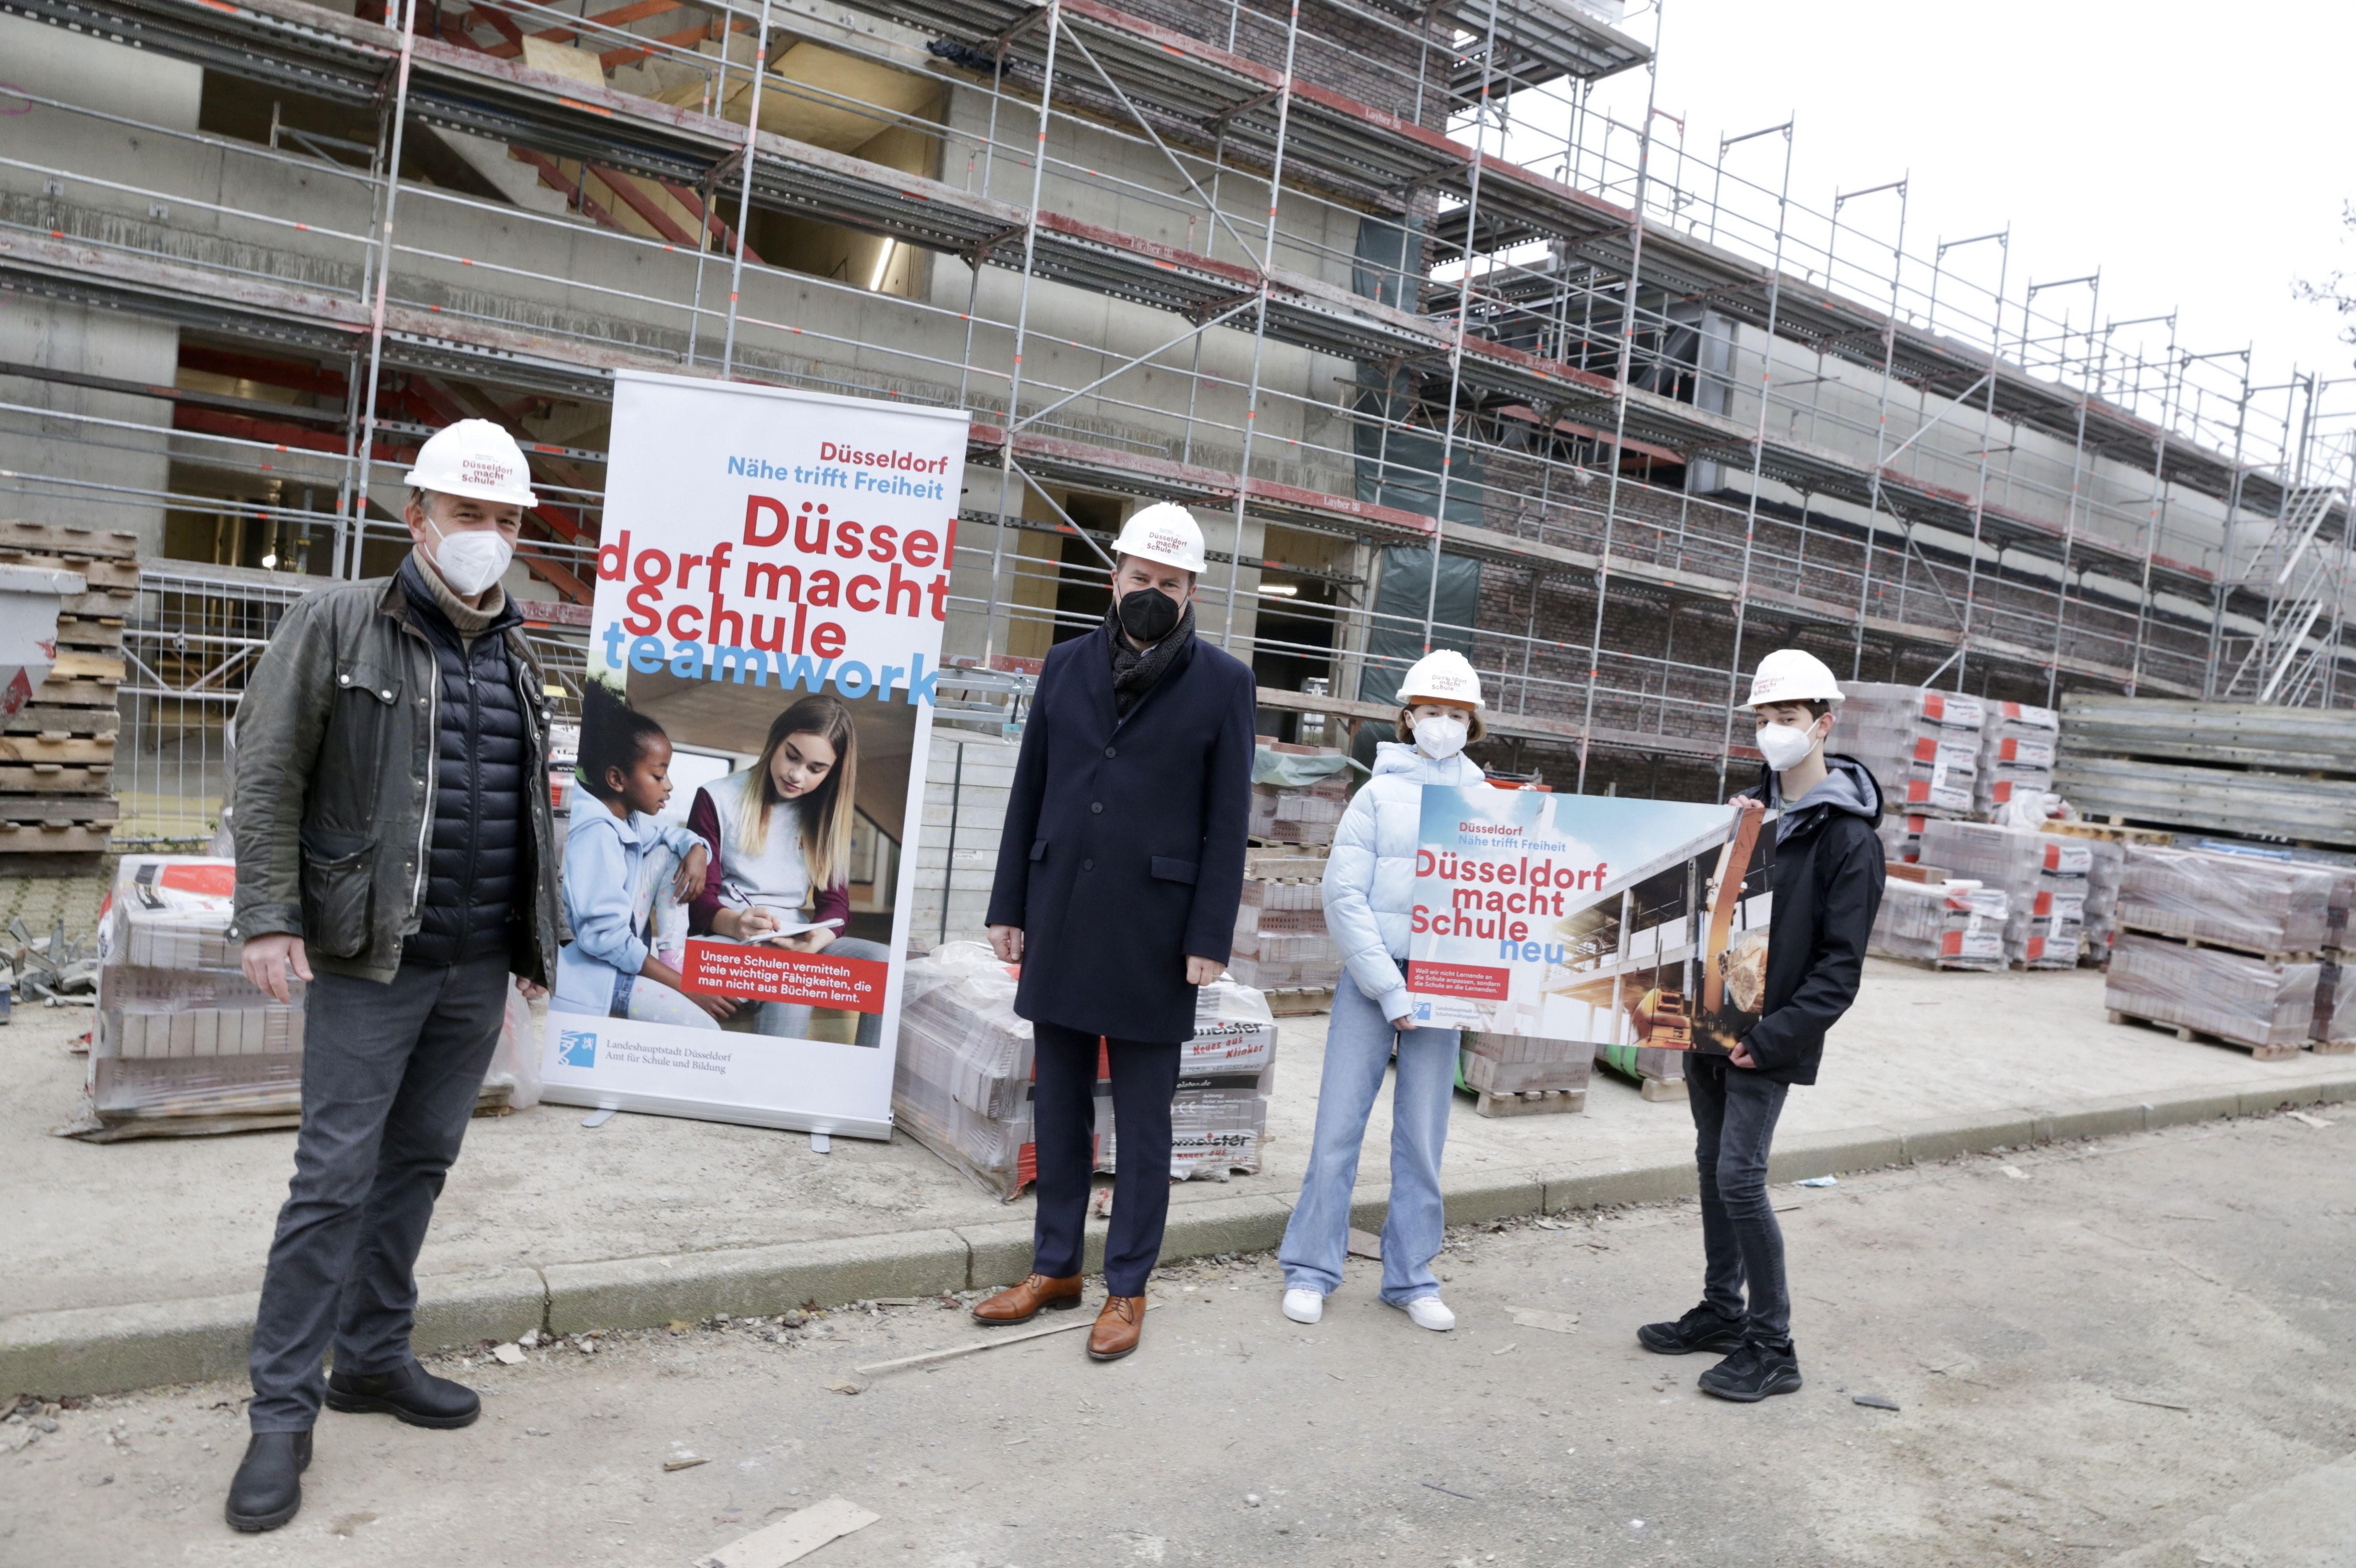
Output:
(1, 0), (2350, 847)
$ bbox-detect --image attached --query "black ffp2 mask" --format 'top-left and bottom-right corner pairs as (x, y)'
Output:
(1117, 586), (1181, 644)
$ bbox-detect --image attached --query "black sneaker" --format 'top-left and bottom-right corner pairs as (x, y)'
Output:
(1636, 1303), (1746, 1356)
(1698, 1339), (1803, 1403)
(325, 1362), (480, 1429)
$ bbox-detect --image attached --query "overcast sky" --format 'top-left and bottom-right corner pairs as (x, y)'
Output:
(1496, 0), (2356, 459)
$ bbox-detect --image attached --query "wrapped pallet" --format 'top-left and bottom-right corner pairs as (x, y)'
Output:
(2106, 933), (2318, 1057)
(1836, 683), (1984, 820)
(2314, 961), (2355, 1054)
(1920, 821), (2087, 967)
(1869, 877), (2009, 970)
(2116, 845), (2333, 955)
(1460, 1029), (1590, 1113)
(2073, 836), (2127, 967)
(1977, 700), (2059, 815)
(83, 856), (308, 1137)
(890, 942), (1280, 1196)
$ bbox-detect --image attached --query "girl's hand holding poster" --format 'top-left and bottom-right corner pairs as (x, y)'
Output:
(540, 371), (967, 1138)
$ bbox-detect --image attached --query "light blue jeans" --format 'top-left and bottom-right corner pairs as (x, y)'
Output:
(755, 936), (892, 1047)
(1279, 969), (1457, 1304)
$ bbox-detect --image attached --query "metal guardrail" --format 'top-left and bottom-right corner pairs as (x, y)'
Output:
(112, 562), (591, 847)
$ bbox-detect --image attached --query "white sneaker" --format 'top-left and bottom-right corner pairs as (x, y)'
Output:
(1398, 1295), (1456, 1332)
(1281, 1288), (1324, 1324)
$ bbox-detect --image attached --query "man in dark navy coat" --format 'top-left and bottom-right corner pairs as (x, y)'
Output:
(978, 502), (1256, 1361)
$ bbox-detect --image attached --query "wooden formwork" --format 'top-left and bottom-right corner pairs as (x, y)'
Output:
(0, 521), (136, 869)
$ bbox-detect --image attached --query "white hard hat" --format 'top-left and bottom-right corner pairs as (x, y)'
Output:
(1742, 648), (1844, 709)
(1112, 502), (1206, 574)
(402, 418), (539, 508)
(1398, 648), (1483, 709)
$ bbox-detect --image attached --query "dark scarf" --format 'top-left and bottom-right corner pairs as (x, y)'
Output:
(1106, 598), (1195, 716)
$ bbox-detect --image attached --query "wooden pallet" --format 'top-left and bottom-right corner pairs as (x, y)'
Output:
(2310, 1037), (2355, 1056)
(1265, 985), (1333, 1017)
(2117, 923), (2317, 967)
(0, 524), (130, 871)
(1471, 1087), (1587, 1117)
(2043, 819), (2174, 847)
(2107, 1008), (2307, 1062)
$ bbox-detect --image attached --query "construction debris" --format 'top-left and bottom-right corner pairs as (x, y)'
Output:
(693, 1497), (879, 1568)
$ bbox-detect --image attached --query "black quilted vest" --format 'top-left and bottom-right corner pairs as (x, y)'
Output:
(398, 555), (530, 968)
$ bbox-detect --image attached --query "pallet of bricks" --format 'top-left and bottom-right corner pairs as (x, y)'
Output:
(0, 521), (136, 866)
(1919, 820), (2090, 968)
(2316, 867), (2356, 1055)
(1836, 682), (1983, 866)
(1867, 864), (2009, 971)
(890, 942), (1278, 1197)
(1229, 741), (1348, 1014)
(1461, 1027), (1593, 1114)
(1978, 700), (2059, 817)
(77, 856), (527, 1139)
(2103, 845), (2334, 1060)
(2035, 821), (2141, 966)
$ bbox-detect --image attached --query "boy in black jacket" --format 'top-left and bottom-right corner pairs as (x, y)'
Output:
(1638, 649), (1886, 1401)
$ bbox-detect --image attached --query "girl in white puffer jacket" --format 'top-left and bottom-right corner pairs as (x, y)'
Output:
(1278, 652), (1488, 1332)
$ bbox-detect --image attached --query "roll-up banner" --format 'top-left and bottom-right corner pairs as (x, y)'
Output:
(1406, 787), (1773, 1054)
(539, 370), (968, 1137)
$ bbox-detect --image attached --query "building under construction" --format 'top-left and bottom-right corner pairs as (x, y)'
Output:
(3, 0), (2350, 840)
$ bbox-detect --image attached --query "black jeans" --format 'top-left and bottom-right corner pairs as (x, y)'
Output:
(1029, 1020), (1181, 1297)
(1687, 1053), (1793, 1345)
(248, 955), (509, 1431)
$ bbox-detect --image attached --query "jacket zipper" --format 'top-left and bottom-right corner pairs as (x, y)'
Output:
(409, 622), (437, 918)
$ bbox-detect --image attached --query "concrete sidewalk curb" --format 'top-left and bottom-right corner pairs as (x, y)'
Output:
(8, 1074), (2351, 1398)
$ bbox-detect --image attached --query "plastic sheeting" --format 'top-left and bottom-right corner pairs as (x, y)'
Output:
(890, 942), (1281, 1197)
(2117, 846), (2334, 954)
(1869, 877), (2009, 970)
(2107, 933), (2321, 1049)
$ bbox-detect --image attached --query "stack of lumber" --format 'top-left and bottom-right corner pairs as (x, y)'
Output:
(2056, 695), (2356, 848)
(0, 521), (134, 866)
(2104, 845), (2336, 1060)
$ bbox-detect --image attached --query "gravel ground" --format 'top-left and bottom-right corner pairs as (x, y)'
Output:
(4, 1112), (2353, 1568)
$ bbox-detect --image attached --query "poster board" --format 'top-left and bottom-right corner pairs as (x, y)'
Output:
(538, 370), (967, 1138)
(1406, 787), (1773, 1054)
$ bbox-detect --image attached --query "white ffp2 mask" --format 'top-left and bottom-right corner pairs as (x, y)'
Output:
(1756, 720), (1821, 772)
(429, 524), (514, 597)
(1413, 713), (1469, 760)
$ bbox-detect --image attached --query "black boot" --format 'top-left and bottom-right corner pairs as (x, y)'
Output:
(325, 1361), (481, 1429)
(1636, 1303), (1747, 1356)
(1698, 1339), (1804, 1403)
(224, 1430), (312, 1532)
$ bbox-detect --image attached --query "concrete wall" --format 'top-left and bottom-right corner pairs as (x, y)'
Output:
(0, 15), (194, 550)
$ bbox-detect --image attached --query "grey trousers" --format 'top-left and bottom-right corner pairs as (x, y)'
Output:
(248, 954), (509, 1431)
(1687, 1053), (1794, 1345)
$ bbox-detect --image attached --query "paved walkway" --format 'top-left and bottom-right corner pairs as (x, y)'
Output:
(8, 958), (2349, 1321)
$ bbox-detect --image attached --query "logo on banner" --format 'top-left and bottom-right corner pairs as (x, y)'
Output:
(558, 1029), (598, 1068)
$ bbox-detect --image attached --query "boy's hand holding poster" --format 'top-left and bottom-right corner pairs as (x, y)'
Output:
(1406, 787), (1773, 1055)
(540, 370), (967, 1137)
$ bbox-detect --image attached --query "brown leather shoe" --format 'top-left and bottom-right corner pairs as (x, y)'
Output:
(1087, 1295), (1146, 1361)
(971, 1273), (1083, 1325)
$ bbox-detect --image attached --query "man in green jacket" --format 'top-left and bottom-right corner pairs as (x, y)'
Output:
(223, 421), (561, 1533)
